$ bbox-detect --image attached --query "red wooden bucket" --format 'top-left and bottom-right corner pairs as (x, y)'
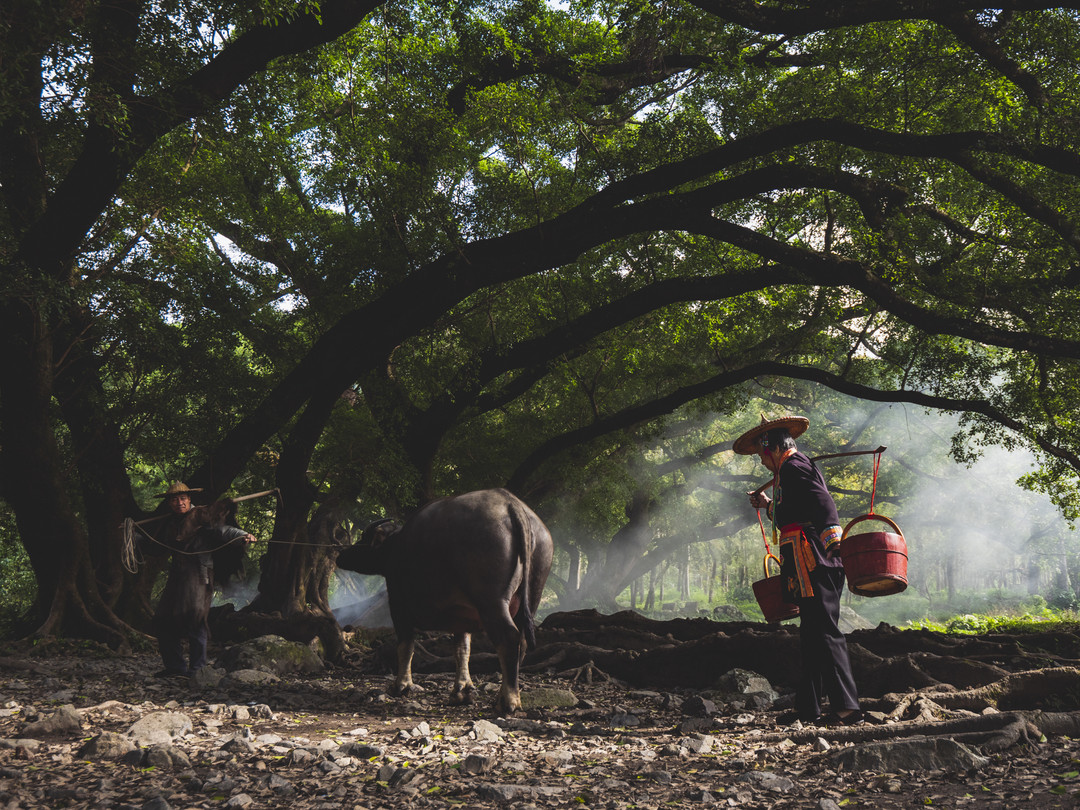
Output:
(753, 553), (799, 623)
(839, 514), (909, 597)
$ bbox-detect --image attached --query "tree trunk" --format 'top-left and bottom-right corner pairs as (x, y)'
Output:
(53, 307), (153, 624)
(679, 545), (690, 600)
(1059, 537), (1073, 595)
(0, 301), (128, 649)
(244, 392), (354, 660)
(567, 546), (581, 597)
(577, 490), (652, 606)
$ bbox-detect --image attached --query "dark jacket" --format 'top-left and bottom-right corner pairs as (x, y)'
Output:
(774, 451), (843, 570)
(151, 511), (248, 635)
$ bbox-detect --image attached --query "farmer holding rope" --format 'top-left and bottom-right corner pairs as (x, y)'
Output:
(735, 416), (862, 727)
(148, 482), (257, 679)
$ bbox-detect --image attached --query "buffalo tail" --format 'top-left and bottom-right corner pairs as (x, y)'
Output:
(507, 499), (538, 650)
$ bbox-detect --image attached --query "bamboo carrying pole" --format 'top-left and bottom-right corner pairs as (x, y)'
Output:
(126, 488), (281, 527)
(750, 446), (887, 496)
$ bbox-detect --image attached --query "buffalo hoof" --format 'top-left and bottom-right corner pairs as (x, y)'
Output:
(495, 695), (522, 716)
(449, 689), (475, 706)
(391, 681), (424, 697)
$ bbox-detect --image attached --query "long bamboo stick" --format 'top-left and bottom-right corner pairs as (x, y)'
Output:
(125, 488), (280, 526)
(751, 446), (887, 495)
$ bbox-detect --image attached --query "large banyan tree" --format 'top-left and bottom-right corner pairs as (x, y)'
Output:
(2, 0), (1080, 645)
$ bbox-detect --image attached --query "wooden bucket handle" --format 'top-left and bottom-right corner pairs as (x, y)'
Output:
(841, 513), (905, 542)
(762, 553), (782, 578)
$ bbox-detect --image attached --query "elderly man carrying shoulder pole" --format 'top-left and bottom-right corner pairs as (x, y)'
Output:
(149, 482), (256, 679)
(734, 416), (862, 727)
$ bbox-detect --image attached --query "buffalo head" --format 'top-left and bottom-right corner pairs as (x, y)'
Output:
(335, 517), (400, 575)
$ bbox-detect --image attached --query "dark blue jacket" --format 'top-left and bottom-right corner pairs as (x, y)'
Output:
(774, 452), (843, 569)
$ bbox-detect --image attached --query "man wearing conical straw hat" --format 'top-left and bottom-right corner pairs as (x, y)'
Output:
(150, 481), (256, 679)
(734, 416), (862, 727)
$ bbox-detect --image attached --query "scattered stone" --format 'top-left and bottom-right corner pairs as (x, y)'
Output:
(220, 735), (257, 755)
(471, 719), (504, 741)
(475, 784), (567, 801)
(191, 666), (225, 688)
(680, 734), (714, 754)
(266, 774), (296, 795)
(287, 748), (314, 765)
(77, 731), (136, 760)
(609, 711), (640, 727)
(218, 635), (325, 676)
(640, 769), (673, 783)
(680, 695), (717, 717)
(146, 744), (192, 770)
(824, 737), (990, 772)
(715, 669), (779, 702)
(736, 770), (795, 793)
(538, 749), (574, 767)
(677, 717), (716, 735)
(21, 704), (81, 736)
(410, 720), (431, 737)
(462, 753), (496, 774)
(225, 669), (281, 685)
(342, 742), (384, 759)
(519, 687), (578, 709)
(120, 748), (147, 767)
(127, 711), (193, 746)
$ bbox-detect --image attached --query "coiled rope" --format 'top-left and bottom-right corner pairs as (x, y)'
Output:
(119, 488), (347, 573)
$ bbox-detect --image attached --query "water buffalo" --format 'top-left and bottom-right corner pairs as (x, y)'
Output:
(336, 488), (553, 713)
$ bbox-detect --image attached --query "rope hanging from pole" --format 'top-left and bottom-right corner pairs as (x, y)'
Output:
(119, 487), (283, 574)
(868, 449), (883, 516)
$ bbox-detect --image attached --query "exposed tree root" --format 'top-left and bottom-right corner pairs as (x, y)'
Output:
(522, 641), (622, 674)
(556, 660), (614, 685)
(884, 667), (1080, 716)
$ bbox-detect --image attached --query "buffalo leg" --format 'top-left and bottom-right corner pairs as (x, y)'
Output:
(449, 632), (475, 705)
(393, 632), (419, 696)
(486, 607), (524, 714)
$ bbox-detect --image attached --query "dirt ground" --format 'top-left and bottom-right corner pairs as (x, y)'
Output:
(2, 626), (1080, 810)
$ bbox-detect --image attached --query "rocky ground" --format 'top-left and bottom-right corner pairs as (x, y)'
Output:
(2, 627), (1080, 810)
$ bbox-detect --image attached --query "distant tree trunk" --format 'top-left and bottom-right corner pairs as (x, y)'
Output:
(245, 392), (353, 660)
(707, 553), (717, 604)
(678, 545), (690, 600)
(645, 566), (657, 612)
(567, 545), (581, 598)
(1059, 538), (1073, 595)
(1027, 560), (1041, 595)
(947, 555), (957, 601)
(577, 490), (652, 607)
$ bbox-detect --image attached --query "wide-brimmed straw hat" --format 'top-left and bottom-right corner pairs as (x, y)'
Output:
(155, 481), (204, 499)
(732, 415), (810, 455)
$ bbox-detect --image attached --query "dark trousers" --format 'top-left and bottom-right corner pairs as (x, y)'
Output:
(157, 623), (208, 675)
(796, 565), (859, 720)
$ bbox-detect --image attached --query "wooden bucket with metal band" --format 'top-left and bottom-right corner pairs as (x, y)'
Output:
(839, 514), (909, 597)
(753, 553), (799, 622)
